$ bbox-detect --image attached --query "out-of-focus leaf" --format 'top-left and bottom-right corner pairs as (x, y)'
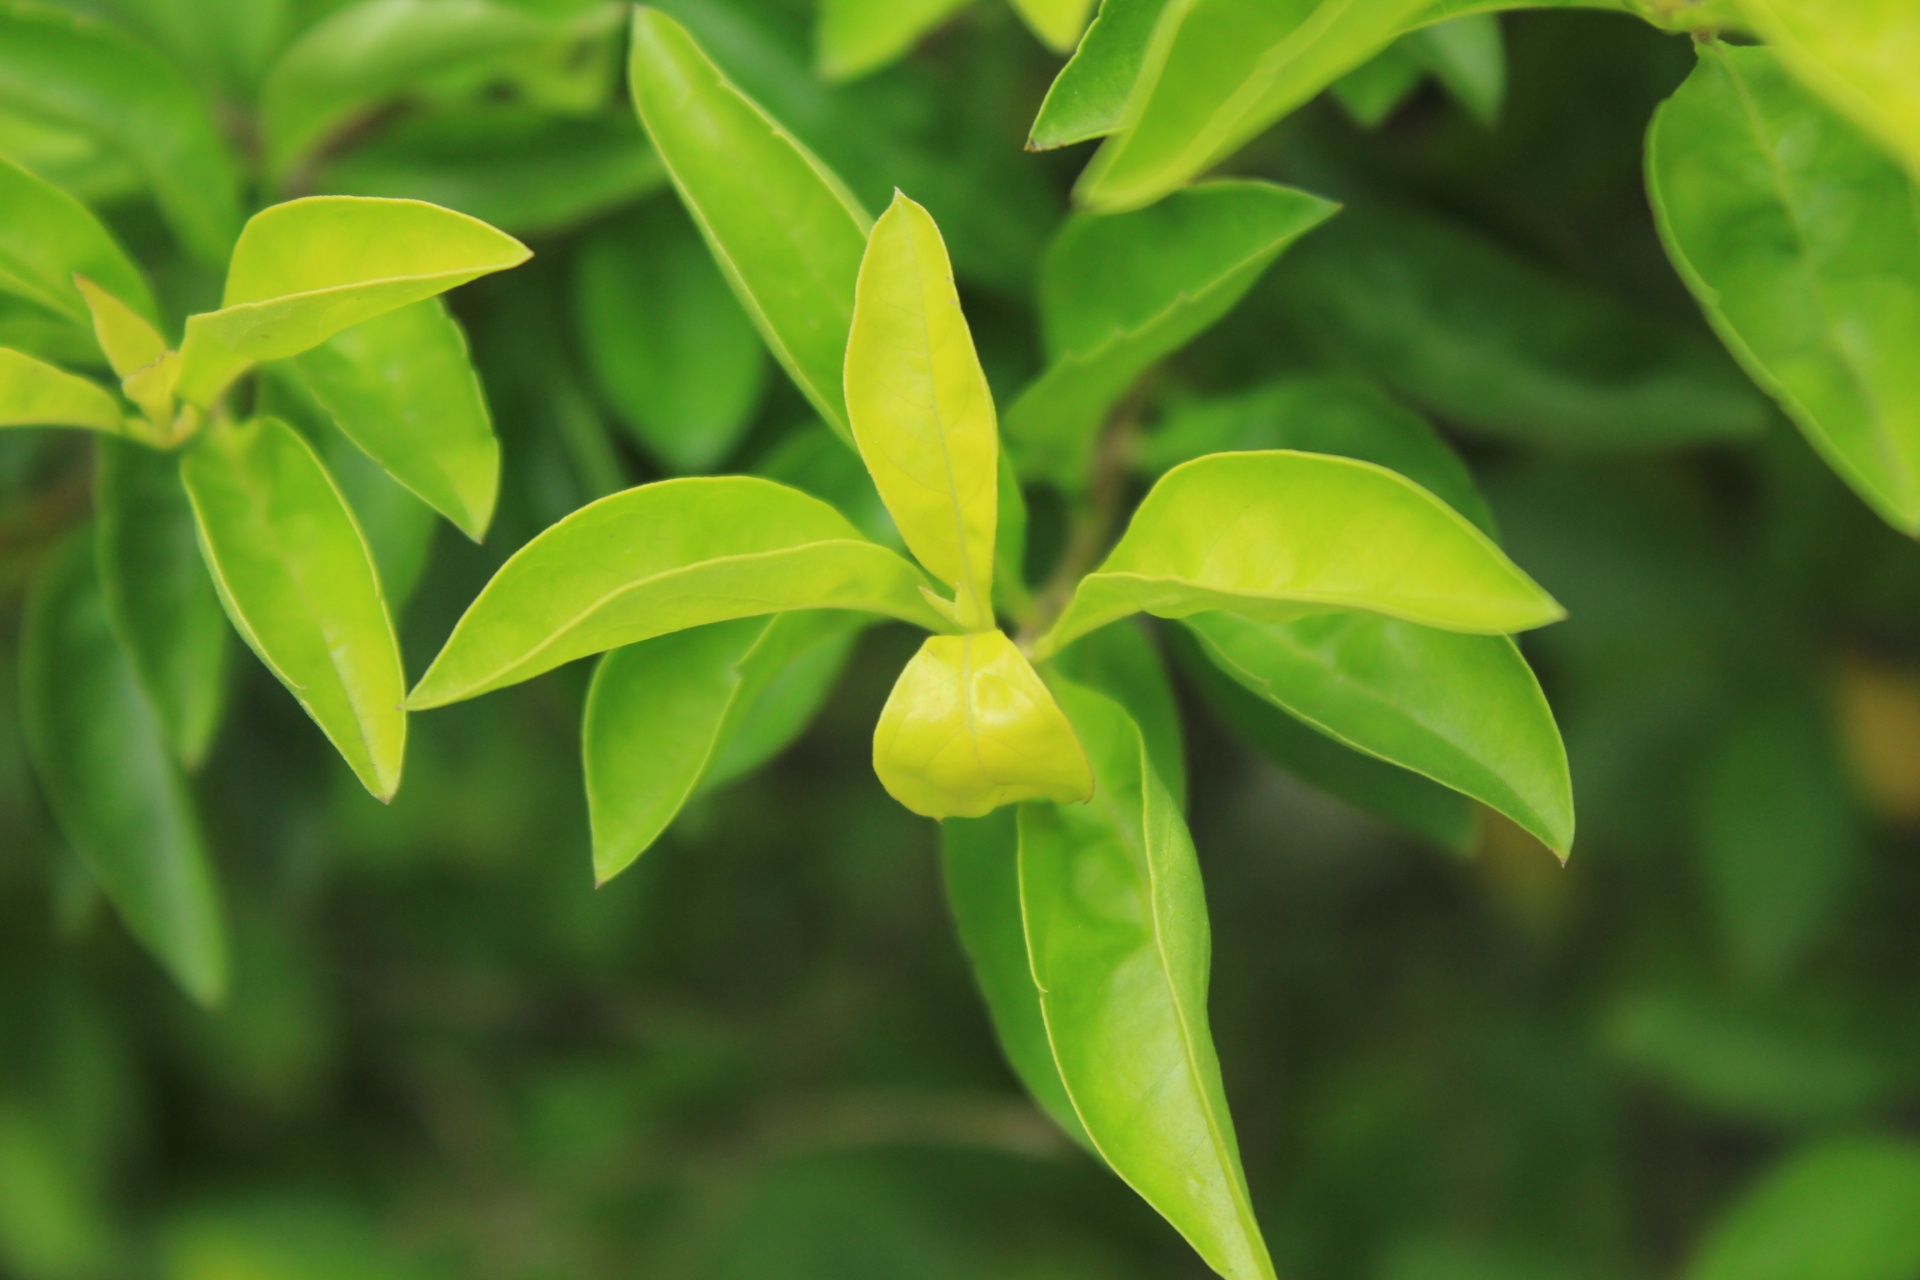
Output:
(1187, 610), (1572, 854)
(1170, 622), (1476, 853)
(940, 809), (1094, 1149)
(1272, 204), (1772, 449)
(1138, 375), (1495, 535)
(1331, 43), (1426, 129)
(181, 417), (406, 801)
(846, 192), (998, 628)
(161, 1198), (433, 1280)
(21, 534), (228, 1005)
(320, 108), (666, 237)
(1039, 451), (1561, 657)
(0, 105), (144, 206)
(177, 197), (530, 407)
(1695, 694), (1867, 985)
(1028, 0), (1169, 150)
(628, 7), (871, 442)
(0, 1101), (117, 1279)
(1737, 0), (1920, 187)
(1020, 674), (1274, 1280)
(0, 293), (100, 369)
(0, 348), (123, 433)
(1006, 180), (1336, 487)
(95, 439), (228, 770)
(754, 422), (899, 547)
(1405, 12), (1504, 126)
(290, 297), (499, 540)
(1687, 1138), (1920, 1280)
(815, 0), (972, 82)
(574, 199), (767, 474)
(409, 477), (949, 709)
(0, 5), (242, 262)
(1072, 0), (1430, 213)
(873, 629), (1091, 819)
(107, 0), (292, 99)
(259, 0), (552, 175)
(1649, 44), (1920, 532)
(1008, 0), (1094, 51)
(0, 154), (155, 328)
(1049, 618), (1185, 809)
(995, 451), (1030, 622)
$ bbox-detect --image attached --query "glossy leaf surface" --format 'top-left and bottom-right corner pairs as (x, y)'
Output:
(1187, 610), (1571, 854)
(21, 534), (228, 1005)
(1020, 676), (1273, 1279)
(0, 155), (154, 327)
(180, 417), (406, 801)
(628, 7), (872, 442)
(873, 630), (1092, 819)
(1007, 181), (1336, 485)
(1049, 619), (1185, 809)
(410, 477), (947, 710)
(1008, 0), (1096, 51)
(0, 348), (122, 433)
(1029, 0), (1169, 150)
(291, 297), (500, 540)
(816, 0), (972, 81)
(940, 810), (1094, 1149)
(575, 201), (767, 474)
(0, 4), (242, 261)
(845, 193), (997, 628)
(1649, 44), (1920, 531)
(1040, 451), (1562, 657)
(95, 439), (229, 770)
(1687, 1138), (1920, 1280)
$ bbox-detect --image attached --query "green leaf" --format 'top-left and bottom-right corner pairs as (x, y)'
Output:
(1169, 622), (1476, 853)
(1186, 610), (1572, 854)
(816, 0), (973, 81)
(628, 7), (872, 443)
(846, 192), (998, 629)
(1687, 1138), (1920, 1280)
(1648, 44), (1920, 533)
(585, 611), (861, 883)
(1038, 451), (1563, 657)
(0, 347), (123, 433)
(1049, 619), (1185, 809)
(995, 450), (1031, 621)
(1330, 42), (1426, 129)
(1072, 0), (1432, 213)
(1737, 0), (1920, 187)
(700, 610), (866, 791)
(289, 297), (500, 540)
(1008, 0), (1096, 51)
(180, 417), (407, 801)
(755, 422), (901, 548)
(259, 0), (553, 175)
(1020, 674), (1273, 1280)
(21, 533), (228, 1005)
(940, 809), (1095, 1150)
(176, 196), (531, 408)
(1138, 376), (1496, 535)
(873, 629), (1093, 819)
(73, 276), (166, 382)
(1271, 204), (1772, 449)
(1405, 13), (1504, 126)
(95, 439), (230, 770)
(1029, 0), (1171, 150)
(1006, 180), (1337, 487)
(575, 199), (768, 474)
(408, 476), (949, 710)
(0, 154), (155, 328)
(0, 4), (242, 262)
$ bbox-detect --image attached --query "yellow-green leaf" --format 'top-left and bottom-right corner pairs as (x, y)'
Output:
(1738, 0), (1920, 186)
(846, 193), (999, 630)
(1008, 0), (1097, 52)
(0, 347), (122, 433)
(0, 154), (155, 327)
(872, 629), (1092, 819)
(817, 0), (974, 81)
(73, 275), (165, 378)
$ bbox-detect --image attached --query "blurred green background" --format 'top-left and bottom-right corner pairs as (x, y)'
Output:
(5, 1), (1920, 1276)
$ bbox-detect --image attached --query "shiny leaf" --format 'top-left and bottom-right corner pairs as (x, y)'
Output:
(873, 629), (1092, 819)
(0, 154), (155, 327)
(816, 0), (973, 81)
(1049, 618), (1185, 809)
(0, 348), (123, 433)
(180, 417), (407, 801)
(1029, 0), (1172, 150)
(1648, 43), (1920, 531)
(21, 533), (228, 1005)
(846, 192), (998, 629)
(409, 476), (948, 710)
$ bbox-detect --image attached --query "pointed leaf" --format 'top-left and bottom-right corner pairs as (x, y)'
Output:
(1020, 675), (1274, 1280)
(21, 533), (228, 1005)
(1029, 0), (1171, 151)
(0, 348), (123, 433)
(0, 4), (242, 261)
(846, 193), (998, 628)
(574, 200), (768, 474)
(95, 439), (230, 770)
(628, 7), (872, 442)
(180, 417), (407, 800)
(1187, 610), (1572, 854)
(1406, 13), (1504, 126)
(1007, 180), (1336, 485)
(0, 154), (155, 327)
(1687, 1138), (1920, 1280)
(1331, 42), (1426, 129)
(1039, 451), (1562, 657)
(74, 276), (166, 380)
(817, 0), (974, 81)
(1008, 0), (1097, 52)
(941, 809), (1095, 1150)
(177, 197), (530, 407)
(289, 297), (500, 540)
(409, 476), (949, 710)
(1648, 44), (1920, 532)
